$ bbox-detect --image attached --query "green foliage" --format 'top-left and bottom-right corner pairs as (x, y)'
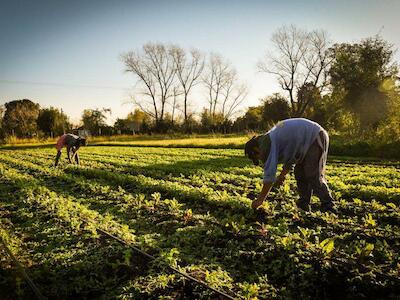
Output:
(204, 267), (233, 289)
(363, 213), (377, 227)
(261, 93), (290, 126)
(114, 108), (152, 134)
(200, 109), (232, 133)
(319, 238), (335, 256)
(157, 248), (180, 268)
(355, 241), (375, 262)
(2, 99), (40, 138)
(234, 93), (290, 132)
(234, 105), (263, 131)
(81, 108), (111, 135)
(376, 88), (400, 142)
(330, 36), (399, 131)
(238, 282), (260, 299)
(1, 146), (400, 298)
(37, 107), (71, 137)
(297, 83), (322, 117)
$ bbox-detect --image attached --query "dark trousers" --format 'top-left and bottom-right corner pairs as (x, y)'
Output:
(294, 132), (334, 207)
(54, 148), (79, 166)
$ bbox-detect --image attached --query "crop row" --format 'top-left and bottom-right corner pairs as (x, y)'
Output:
(1, 165), (256, 298)
(1, 147), (399, 299)
(2, 152), (400, 236)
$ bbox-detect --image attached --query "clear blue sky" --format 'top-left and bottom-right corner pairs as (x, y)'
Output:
(1, 0), (399, 124)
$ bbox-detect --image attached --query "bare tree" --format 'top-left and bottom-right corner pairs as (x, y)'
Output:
(170, 86), (183, 126)
(122, 43), (177, 128)
(222, 82), (248, 120)
(203, 54), (229, 117)
(220, 71), (248, 119)
(203, 53), (247, 120)
(171, 46), (204, 128)
(258, 25), (331, 116)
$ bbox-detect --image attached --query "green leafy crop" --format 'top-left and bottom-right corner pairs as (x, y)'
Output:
(0, 146), (399, 299)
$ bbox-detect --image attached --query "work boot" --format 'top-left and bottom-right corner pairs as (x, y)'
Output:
(296, 200), (310, 212)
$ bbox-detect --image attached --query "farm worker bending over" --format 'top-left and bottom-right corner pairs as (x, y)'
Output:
(245, 118), (336, 213)
(54, 133), (87, 167)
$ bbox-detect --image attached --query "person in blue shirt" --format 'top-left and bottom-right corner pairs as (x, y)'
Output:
(245, 118), (336, 212)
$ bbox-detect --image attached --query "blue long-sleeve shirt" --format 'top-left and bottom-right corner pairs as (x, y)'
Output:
(262, 118), (322, 183)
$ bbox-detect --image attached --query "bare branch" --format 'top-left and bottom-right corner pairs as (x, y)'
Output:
(258, 25), (332, 116)
(203, 53), (247, 120)
(171, 46), (205, 124)
(122, 42), (178, 125)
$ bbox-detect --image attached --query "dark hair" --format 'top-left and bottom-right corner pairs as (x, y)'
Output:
(78, 137), (87, 146)
(244, 136), (260, 166)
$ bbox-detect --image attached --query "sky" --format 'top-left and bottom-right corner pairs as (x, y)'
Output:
(1, 0), (399, 125)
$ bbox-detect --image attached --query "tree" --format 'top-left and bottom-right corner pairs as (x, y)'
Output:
(2, 99), (40, 137)
(113, 118), (130, 134)
(376, 86), (400, 141)
(170, 87), (181, 127)
(329, 36), (399, 131)
(258, 25), (331, 117)
(183, 114), (200, 133)
(0, 105), (4, 140)
(37, 107), (71, 137)
(203, 53), (247, 121)
(122, 43), (177, 130)
(81, 108), (111, 135)
(234, 105), (263, 131)
(171, 46), (204, 129)
(261, 94), (291, 126)
(126, 108), (151, 133)
(200, 109), (226, 133)
(113, 109), (151, 134)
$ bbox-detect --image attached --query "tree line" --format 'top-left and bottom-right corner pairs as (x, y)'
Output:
(121, 44), (248, 133)
(120, 25), (398, 140)
(0, 103), (103, 139)
(1, 25), (399, 141)
(238, 27), (399, 143)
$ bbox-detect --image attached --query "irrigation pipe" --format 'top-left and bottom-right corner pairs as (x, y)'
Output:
(0, 237), (46, 300)
(81, 218), (237, 300)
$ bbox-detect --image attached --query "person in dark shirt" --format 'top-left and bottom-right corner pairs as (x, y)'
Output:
(245, 118), (336, 213)
(54, 133), (87, 166)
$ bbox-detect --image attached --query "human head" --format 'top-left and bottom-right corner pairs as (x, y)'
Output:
(78, 137), (87, 146)
(244, 136), (261, 166)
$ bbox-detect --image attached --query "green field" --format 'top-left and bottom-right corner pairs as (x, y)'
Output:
(0, 134), (248, 149)
(1, 145), (399, 299)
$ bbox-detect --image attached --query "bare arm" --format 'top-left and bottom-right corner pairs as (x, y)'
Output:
(54, 151), (62, 167)
(71, 145), (80, 161)
(276, 166), (291, 187)
(74, 151), (80, 165)
(252, 182), (273, 209)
